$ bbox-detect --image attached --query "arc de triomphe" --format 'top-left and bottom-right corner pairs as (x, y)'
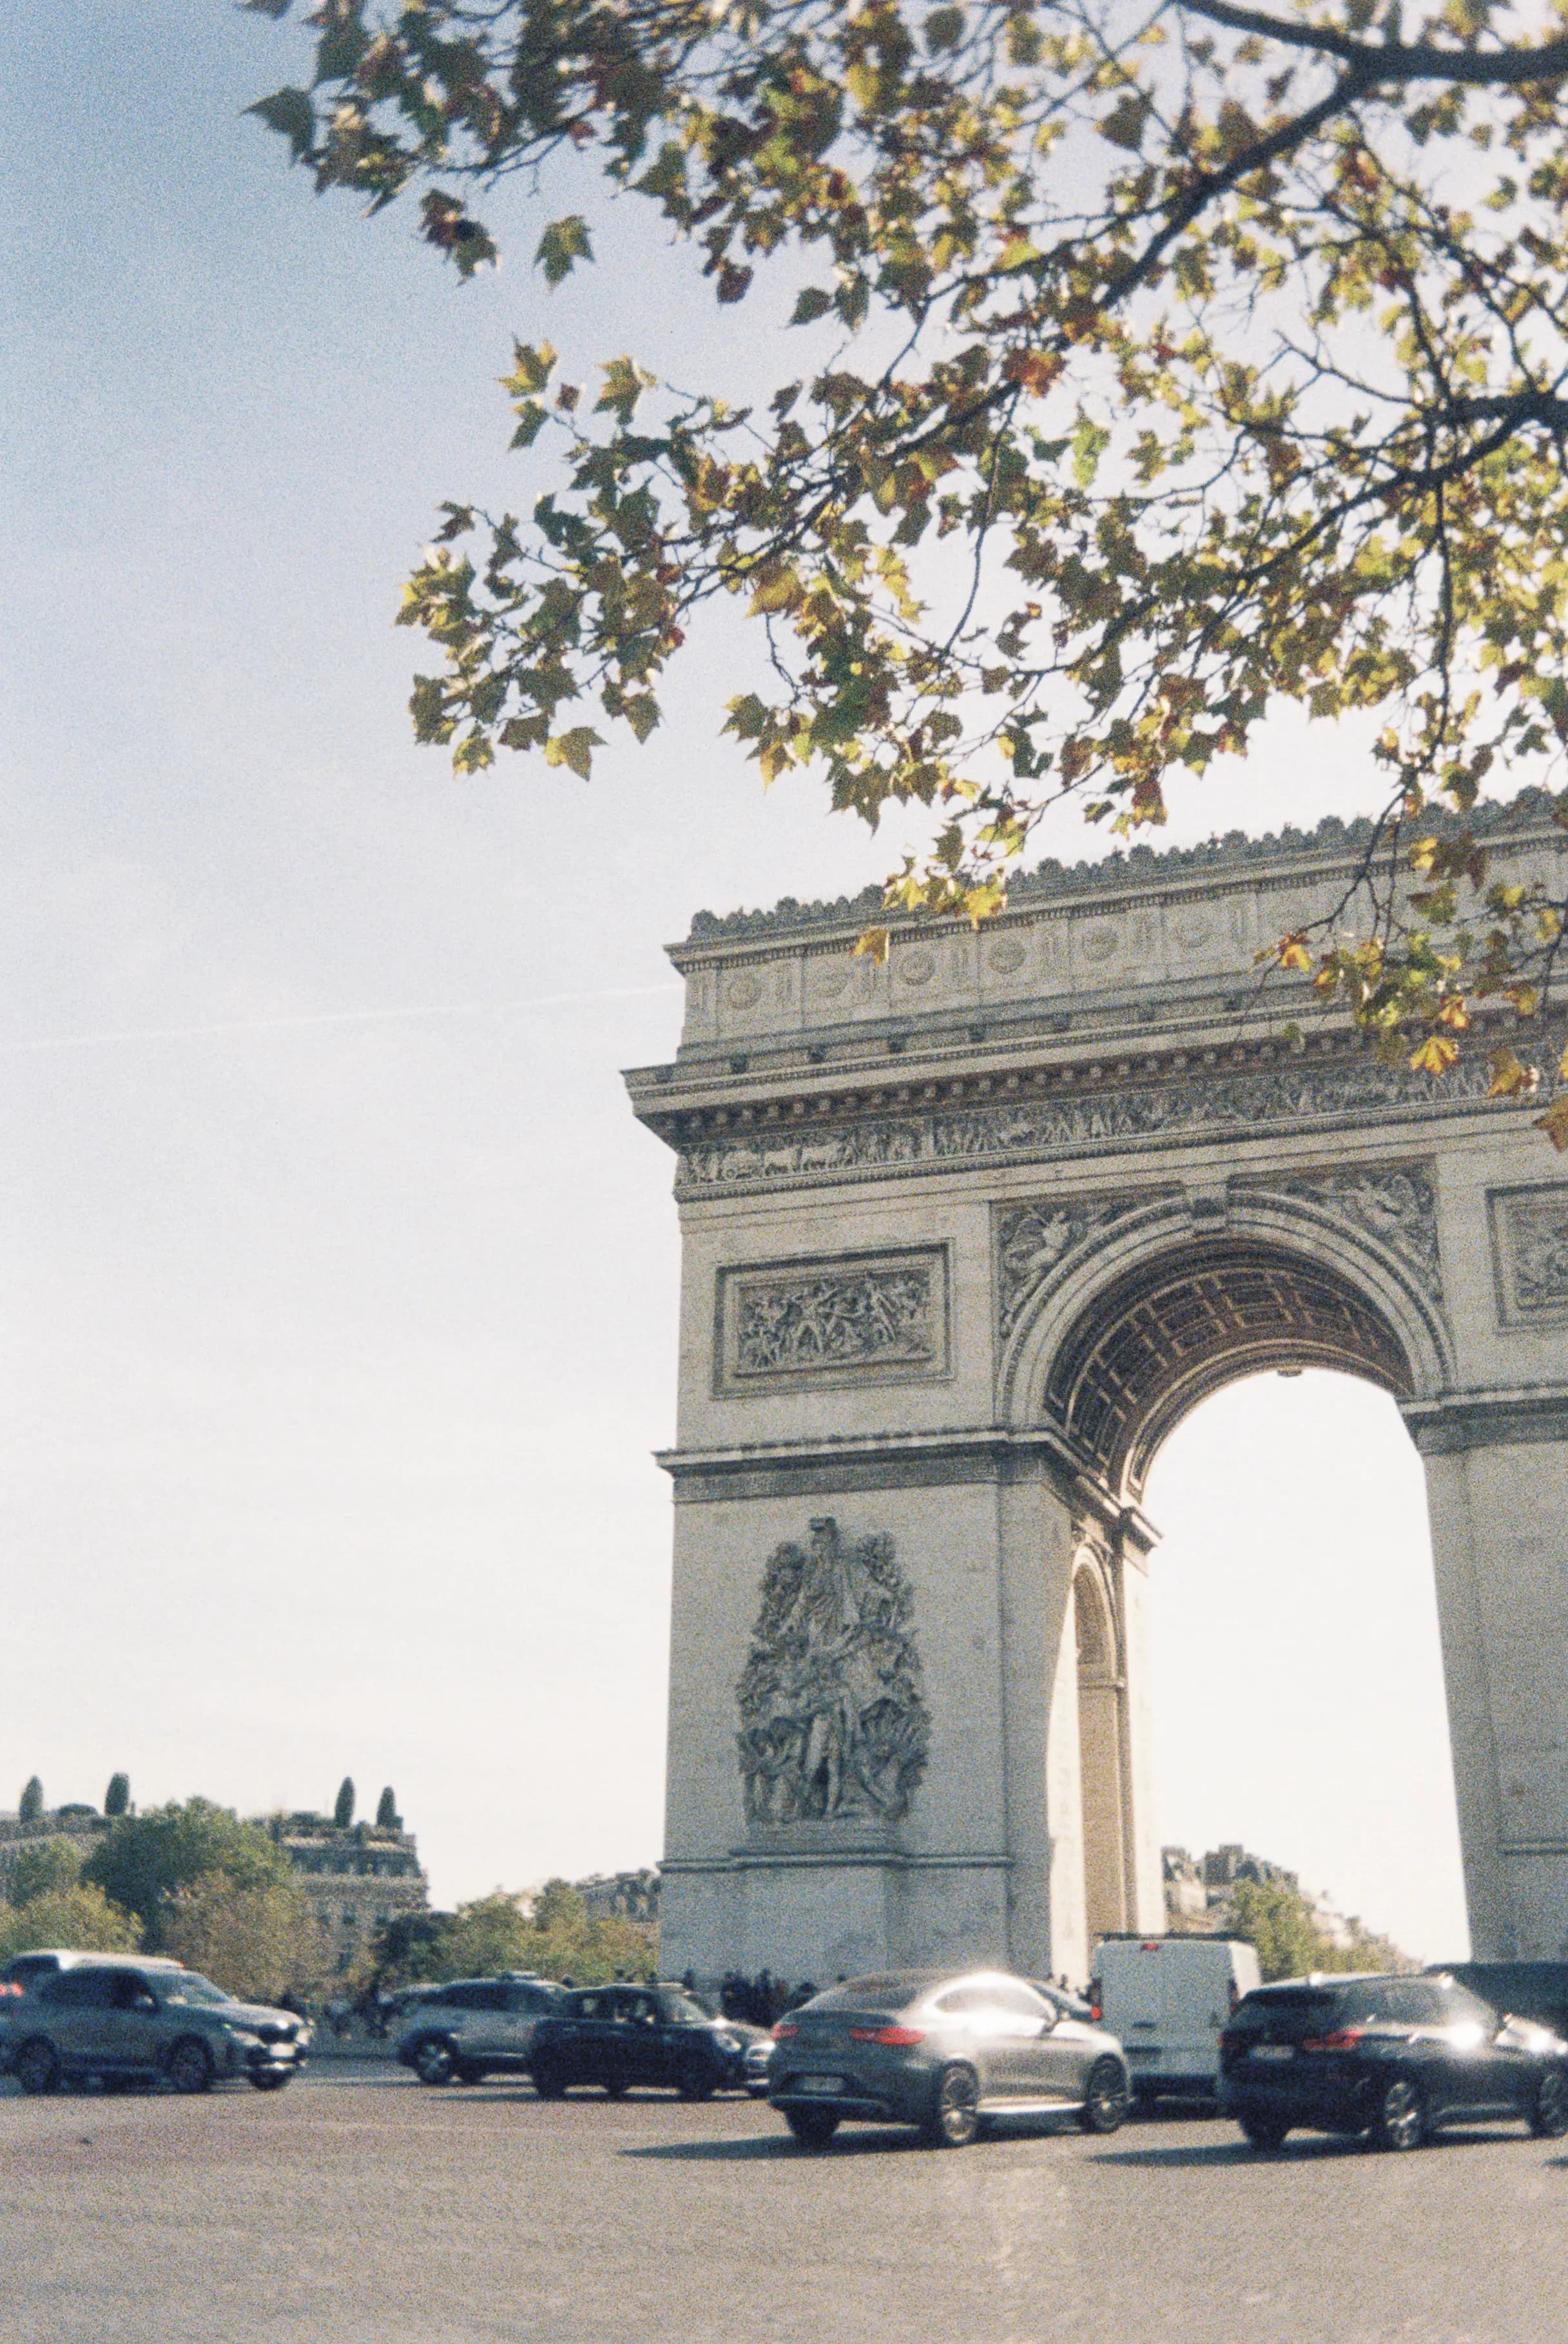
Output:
(624, 799), (1568, 1986)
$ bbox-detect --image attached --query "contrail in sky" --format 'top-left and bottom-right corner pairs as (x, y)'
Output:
(0, 982), (685, 1055)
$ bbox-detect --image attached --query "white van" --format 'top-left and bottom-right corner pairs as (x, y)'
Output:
(1089, 1936), (1261, 2102)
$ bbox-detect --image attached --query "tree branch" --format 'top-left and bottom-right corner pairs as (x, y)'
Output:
(1179, 0), (1568, 88)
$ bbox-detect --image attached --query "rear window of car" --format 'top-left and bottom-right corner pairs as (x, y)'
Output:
(808, 1976), (934, 2015)
(3, 1956), (60, 1988)
(1229, 1990), (1337, 2033)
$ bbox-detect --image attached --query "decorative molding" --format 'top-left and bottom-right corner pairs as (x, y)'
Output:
(1489, 1185), (1568, 1325)
(683, 789), (1567, 944)
(736, 1518), (931, 1830)
(675, 1047), (1527, 1196)
(715, 1247), (949, 1394)
(1402, 1388), (1568, 1453)
(995, 1196), (1148, 1338)
(1254, 1167), (1444, 1302)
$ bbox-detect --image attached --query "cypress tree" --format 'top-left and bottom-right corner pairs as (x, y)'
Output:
(18, 1777), (44, 1823)
(374, 1786), (398, 1829)
(104, 1772), (131, 1818)
(333, 1776), (354, 1830)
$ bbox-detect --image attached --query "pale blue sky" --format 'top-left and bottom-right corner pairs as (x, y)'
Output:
(1, 1), (1466, 1955)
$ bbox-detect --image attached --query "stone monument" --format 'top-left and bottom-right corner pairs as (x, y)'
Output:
(624, 794), (1568, 1985)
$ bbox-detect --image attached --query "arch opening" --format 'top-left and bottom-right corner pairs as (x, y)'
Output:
(1044, 1237), (1415, 1501)
(1139, 1368), (1469, 1964)
(1074, 1560), (1129, 1944)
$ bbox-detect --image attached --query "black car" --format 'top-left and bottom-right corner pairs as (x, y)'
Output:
(1427, 1961), (1568, 2039)
(528, 1983), (755, 2100)
(1220, 1970), (1568, 2150)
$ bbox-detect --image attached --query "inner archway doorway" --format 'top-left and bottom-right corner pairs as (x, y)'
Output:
(1142, 1368), (1469, 1964)
(630, 806), (1568, 1990)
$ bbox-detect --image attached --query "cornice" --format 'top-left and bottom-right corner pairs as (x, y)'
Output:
(676, 790), (1567, 956)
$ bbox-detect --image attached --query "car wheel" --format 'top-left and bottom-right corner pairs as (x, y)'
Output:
(920, 2063), (981, 2149)
(167, 2039), (214, 2096)
(531, 2059), (567, 2100)
(784, 2107), (839, 2149)
(412, 2037), (456, 2086)
(1079, 2057), (1131, 2135)
(15, 2041), (59, 2097)
(249, 2072), (291, 2093)
(675, 2061), (716, 2104)
(1531, 2070), (1568, 2139)
(1238, 2109), (1290, 2150)
(1370, 2076), (1425, 2152)
(603, 2068), (630, 2100)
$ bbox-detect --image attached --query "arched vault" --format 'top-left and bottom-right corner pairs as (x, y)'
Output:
(1000, 1191), (1451, 1504)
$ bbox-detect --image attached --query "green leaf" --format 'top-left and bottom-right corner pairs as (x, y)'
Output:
(545, 726), (603, 779)
(244, 86), (315, 162)
(790, 287), (833, 325)
(536, 216), (594, 287)
(503, 342), (556, 396)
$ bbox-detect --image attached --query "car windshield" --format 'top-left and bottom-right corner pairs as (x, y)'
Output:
(658, 1991), (713, 2025)
(158, 1973), (231, 2007)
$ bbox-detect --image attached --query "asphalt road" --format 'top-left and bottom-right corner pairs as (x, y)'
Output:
(2, 2063), (1565, 2344)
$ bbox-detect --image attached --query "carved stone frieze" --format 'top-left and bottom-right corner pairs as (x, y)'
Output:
(675, 1045), (1527, 1197)
(1261, 1168), (1443, 1301)
(1489, 1186), (1568, 1322)
(996, 1198), (1145, 1337)
(736, 1518), (930, 1828)
(719, 1250), (947, 1390)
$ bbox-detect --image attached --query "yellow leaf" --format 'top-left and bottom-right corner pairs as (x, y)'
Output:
(853, 925), (890, 965)
(1276, 934), (1313, 973)
(1408, 1034), (1460, 1076)
(1486, 1049), (1538, 1100)
(1534, 1094), (1568, 1151)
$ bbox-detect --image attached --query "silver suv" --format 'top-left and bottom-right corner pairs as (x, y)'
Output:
(395, 1975), (565, 2084)
(6, 1961), (311, 2095)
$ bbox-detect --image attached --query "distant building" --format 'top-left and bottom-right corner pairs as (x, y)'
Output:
(0, 1805), (108, 1896)
(1162, 1843), (1299, 1934)
(263, 1812), (430, 1976)
(572, 1868), (660, 1924)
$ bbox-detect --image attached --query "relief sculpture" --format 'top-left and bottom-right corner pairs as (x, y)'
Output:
(1268, 1168), (1444, 1301)
(1494, 1187), (1568, 1317)
(736, 1519), (930, 1828)
(675, 1035), (1563, 1196)
(734, 1263), (934, 1376)
(996, 1198), (1141, 1336)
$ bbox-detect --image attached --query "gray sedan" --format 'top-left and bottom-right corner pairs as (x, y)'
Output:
(768, 1969), (1131, 2149)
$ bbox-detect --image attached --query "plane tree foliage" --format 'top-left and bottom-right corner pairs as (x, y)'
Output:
(242, 0), (1568, 1128)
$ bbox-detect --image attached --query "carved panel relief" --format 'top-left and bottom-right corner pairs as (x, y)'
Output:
(716, 1247), (949, 1393)
(996, 1197), (1147, 1337)
(737, 1518), (930, 1828)
(676, 1041), (1558, 1196)
(1489, 1186), (1568, 1323)
(1264, 1168), (1444, 1301)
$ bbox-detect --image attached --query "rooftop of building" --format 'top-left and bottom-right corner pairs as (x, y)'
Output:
(682, 786), (1565, 945)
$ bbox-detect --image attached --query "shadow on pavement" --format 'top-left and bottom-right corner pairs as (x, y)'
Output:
(624, 2126), (923, 2162)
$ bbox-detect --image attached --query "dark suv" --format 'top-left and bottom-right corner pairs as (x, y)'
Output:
(1220, 1971), (1568, 2150)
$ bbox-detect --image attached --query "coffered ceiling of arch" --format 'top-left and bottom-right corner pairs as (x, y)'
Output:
(1044, 1244), (1413, 1496)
